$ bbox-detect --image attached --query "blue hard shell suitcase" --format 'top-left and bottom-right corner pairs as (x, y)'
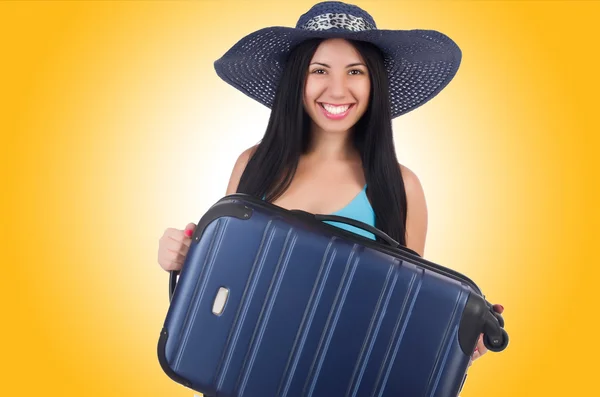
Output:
(157, 194), (509, 397)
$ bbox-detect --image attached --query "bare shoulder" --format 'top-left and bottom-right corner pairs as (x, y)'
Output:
(399, 163), (426, 204)
(399, 164), (421, 192)
(225, 145), (259, 195)
(398, 163), (428, 256)
(237, 145), (258, 168)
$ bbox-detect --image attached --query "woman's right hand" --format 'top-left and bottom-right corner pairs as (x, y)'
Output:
(158, 222), (196, 272)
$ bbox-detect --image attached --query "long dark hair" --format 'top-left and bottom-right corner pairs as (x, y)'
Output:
(236, 38), (408, 247)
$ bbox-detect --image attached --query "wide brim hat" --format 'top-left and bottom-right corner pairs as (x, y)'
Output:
(214, 1), (462, 119)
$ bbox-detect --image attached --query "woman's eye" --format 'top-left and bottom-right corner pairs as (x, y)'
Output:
(310, 69), (365, 75)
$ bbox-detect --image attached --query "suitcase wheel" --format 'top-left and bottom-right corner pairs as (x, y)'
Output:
(483, 328), (509, 352)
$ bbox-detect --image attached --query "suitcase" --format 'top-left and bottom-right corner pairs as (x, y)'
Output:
(157, 194), (508, 397)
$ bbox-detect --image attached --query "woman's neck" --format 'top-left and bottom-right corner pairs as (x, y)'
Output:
(305, 126), (359, 162)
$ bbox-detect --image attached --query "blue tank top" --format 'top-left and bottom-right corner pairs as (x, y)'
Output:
(263, 185), (376, 240)
(325, 184), (376, 240)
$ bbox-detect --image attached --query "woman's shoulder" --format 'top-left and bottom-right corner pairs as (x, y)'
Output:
(225, 145), (259, 194)
(233, 144), (261, 171)
(398, 163), (423, 194)
(237, 144), (259, 165)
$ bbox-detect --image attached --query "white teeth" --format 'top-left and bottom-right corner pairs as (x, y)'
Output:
(322, 103), (350, 115)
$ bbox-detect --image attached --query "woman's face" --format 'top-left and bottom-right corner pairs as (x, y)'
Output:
(303, 38), (371, 135)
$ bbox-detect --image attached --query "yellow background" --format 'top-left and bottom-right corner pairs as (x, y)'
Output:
(1, 0), (598, 396)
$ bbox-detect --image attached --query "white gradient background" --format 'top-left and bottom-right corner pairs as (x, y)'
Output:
(1, 1), (598, 396)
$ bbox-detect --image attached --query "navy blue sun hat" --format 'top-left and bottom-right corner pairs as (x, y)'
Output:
(214, 1), (462, 119)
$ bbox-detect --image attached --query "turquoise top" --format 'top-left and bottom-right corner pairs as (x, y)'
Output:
(326, 184), (376, 240)
(264, 185), (376, 240)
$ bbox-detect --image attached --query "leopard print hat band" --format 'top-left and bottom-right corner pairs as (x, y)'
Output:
(299, 12), (376, 32)
(214, 1), (462, 119)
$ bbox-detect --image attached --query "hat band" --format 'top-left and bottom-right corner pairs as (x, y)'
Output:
(299, 12), (376, 32)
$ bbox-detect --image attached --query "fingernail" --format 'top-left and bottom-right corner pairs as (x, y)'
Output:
(185, 229), (193, 237)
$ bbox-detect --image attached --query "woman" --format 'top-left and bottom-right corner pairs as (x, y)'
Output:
(158, 0), (503, 369)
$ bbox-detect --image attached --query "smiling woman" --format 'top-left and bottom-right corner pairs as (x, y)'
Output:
(157, 0), (503, 386)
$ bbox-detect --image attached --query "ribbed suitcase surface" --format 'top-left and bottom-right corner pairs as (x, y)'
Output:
(158, 195), (507, 397)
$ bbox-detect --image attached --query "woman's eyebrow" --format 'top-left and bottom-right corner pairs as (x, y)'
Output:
(346, 62), (366, 67)
(309, 62), (366, 67)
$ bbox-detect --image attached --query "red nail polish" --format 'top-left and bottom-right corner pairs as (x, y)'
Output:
(185, 229), (193, 237)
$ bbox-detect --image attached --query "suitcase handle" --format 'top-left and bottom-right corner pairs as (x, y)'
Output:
(312, 213), (400, 248)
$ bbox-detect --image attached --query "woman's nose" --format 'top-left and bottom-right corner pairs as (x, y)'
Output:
(328, 74), (347, 98)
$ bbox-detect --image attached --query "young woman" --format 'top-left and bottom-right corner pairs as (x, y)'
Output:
(158, 0), (503, 369)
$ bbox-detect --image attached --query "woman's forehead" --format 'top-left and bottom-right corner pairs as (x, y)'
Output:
(310, 38), (365, 64)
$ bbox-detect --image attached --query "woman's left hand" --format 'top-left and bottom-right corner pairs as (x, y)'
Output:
(468, 304), (504, 366)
